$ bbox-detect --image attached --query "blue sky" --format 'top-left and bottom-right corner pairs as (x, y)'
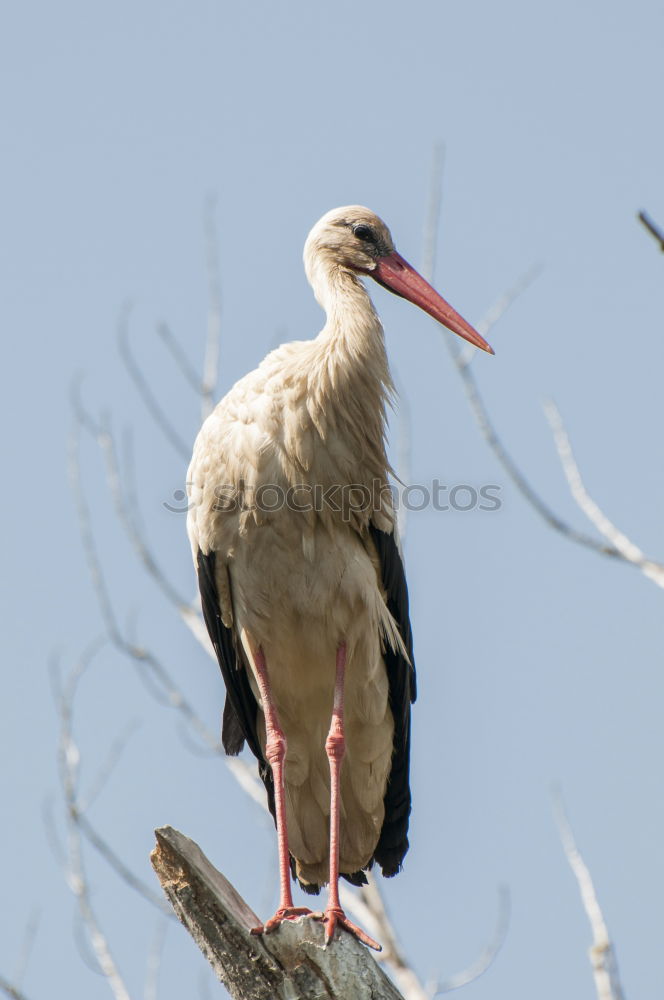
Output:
(2, 1), (664, 997)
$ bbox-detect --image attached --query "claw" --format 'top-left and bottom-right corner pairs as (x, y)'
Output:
(314, 906), (382, 951)
(251, 906), (316, 936)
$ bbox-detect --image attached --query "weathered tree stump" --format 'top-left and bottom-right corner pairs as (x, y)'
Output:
(151, 826), (406, 1000)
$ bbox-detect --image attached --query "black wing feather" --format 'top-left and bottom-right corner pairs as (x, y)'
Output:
(369, 522), (416, 878)
(196, 549), (275, 817)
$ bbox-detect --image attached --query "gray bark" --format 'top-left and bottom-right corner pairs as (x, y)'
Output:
(151, 826), (406, 1000)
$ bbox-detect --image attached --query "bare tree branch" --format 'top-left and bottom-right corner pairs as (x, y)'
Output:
(338, 876), (509, 999)
(0, 977), (33, 1000)
(638, 210), (664, 252)
(422, 147), (624, 563)
(51, 647), (134, 1000)
(93, 412), (190, 611)
(42, 794), (67, 869)
(421, 142), (446, 286)
(553, 791), (625, 1000)
(201, 196), (222, 421)
(117, 303), (190, 461)
(452, 354), (623, 560)
(72, 379), (215, 656)
(428, 886), (510, 996)
(119, 431), (217, 659)
(545, 399), (664, 588)
(68, 420), (129, 649)
(77, 812), (173, 918)
(157, 321), (204, 394)
(49, 645), (174, 924)
(457, 263), (543, 369)
(11, 909), (40, 995)
(354, 874), (430, 1000)
(80, 718), (141, 812)
(144, 921), (167, 1000)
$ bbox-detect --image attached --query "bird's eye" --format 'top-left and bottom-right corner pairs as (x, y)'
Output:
(353, 225), (375, 243)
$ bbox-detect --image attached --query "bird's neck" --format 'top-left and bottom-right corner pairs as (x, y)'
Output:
(313, 266), (392, 390)
(307, 266), (393, 474)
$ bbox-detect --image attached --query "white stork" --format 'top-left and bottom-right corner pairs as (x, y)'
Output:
(187, 206), (493, 950)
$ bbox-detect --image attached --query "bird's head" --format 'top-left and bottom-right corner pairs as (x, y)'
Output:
(304, 205), (494, 355)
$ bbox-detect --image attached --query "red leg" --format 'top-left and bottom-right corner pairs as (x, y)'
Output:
(316, 643), (381, 951)
(249, 645), (313, 935)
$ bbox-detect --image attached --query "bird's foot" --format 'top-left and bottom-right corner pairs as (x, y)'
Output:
(251, 906), (316, 936)
(315, 906), (382, 951)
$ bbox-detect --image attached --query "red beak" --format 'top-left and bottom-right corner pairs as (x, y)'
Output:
(372, 251), (494, 355)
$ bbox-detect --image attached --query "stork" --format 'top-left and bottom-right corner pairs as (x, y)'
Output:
(187, 206), (493, 951)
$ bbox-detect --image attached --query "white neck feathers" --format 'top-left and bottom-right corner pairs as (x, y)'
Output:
(305, 258), (394, 481)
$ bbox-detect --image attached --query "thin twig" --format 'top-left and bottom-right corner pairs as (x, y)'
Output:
(638, 210), (664, 252)
(12, 909), (40, 992)
(49, 651), (196, 924)
(80, 719), (141, 812)
(202, 196), (222, 420)
(224, 757), (272, 812)
(545, 400), (664, 588)
(157, 321), (204, 394)
(120, 429), (209, 636)
(95, 412), (190, 610)
(77, 812), (173, 917)
(354, 874), (430, 1000)
(69, 422), (129, 647)
(0, 978), (32, 1000)
(52, 648), (134, 1000)
(456, 263), (543, 369)
(428, 886), (510, 995)
(70, 374), (105, 440)
(340, 877), (508, 999)
(421, 143), (446, 286)
(553, 790), (625, 1000)
(42, 794), (67, 869)
(144, 921), (167, 1000)
(117, 302), (190, 460)
(72, 907), (110, 976)
(456, 360), (622, 558)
